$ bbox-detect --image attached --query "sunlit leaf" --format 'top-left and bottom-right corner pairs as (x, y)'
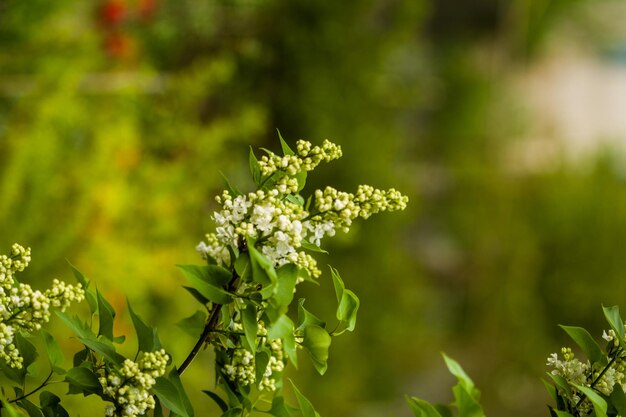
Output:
(559, 325), (606, 365)
(301, 325), (331, 375)
(289, 380), (320, 417)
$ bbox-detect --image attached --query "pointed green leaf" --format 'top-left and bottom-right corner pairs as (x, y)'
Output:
(96, 289), (115, 341)
(168, 368), (194, 417)
(154, 376), (191, 417)
(406, 396), (443, 417)
(546, 373), (573, 398)
(219, 171), (242, 197)
(541, 378), (557, 403)
(67, 262), (97, 315)
(17, 399), (44, 417)
(302, 325), (331, 375)
(610, 382), (626, 416)
(559, 325), (606, 365)
(329, 267), (344, 303)
(255, 350), (271, 384)
(241, 304), (258, 353)
(177, 265), (233, 305)
(16, 334), (38, 374)
(247, 241), (278, 288)
(250, 147), (261, 185)
(41, 331), (64, 374)
(268, 395), (293, 417)
(202, 391), (228, 413)
(271, 264), (299, 308)
(64, 367), (102, 396)
(575, 385), (608, 417)
(289, 380), (320, 417)
(277, 130), (295, 156)
(297, 299), (325, 331)
(337, 289), (359, 332)
(220, 408), (243, 417)
(300, 240), (328, 254)
(603, 305), (625, 341)
(128, 300), (159, 352)
(234, 253), (252, 282)
(443, 353), (475, 392)
(452, 384), (484, 417)
(176, 310), (207, 339)
(182, 286), (210, 306)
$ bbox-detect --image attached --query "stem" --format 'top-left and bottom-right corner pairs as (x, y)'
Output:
(178, 271), (240, 375)
(10, 371), (53, 403)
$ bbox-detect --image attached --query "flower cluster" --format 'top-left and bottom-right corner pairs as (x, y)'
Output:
(101, 349), (169, 417)
(221, 321), (285, 392)
(196, 139), (408, 279)
(0, 244), (84, 368)
(257, 139), (342, 176)
(547, 343), (626, 398)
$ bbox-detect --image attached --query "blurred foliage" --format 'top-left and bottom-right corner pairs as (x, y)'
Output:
(1, 0), (625, 416)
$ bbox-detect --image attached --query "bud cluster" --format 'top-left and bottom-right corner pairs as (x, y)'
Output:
(221, 321), (285, 392)
(258, 139), (342, 176)
(101, 349), (169, 417)
(0, 244), (84, 368)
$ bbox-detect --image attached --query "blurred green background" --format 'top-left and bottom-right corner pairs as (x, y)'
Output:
(3, 0), (626, 416)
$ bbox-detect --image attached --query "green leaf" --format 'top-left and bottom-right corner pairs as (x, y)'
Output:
(255, 350), (271, 384)
(39, 391), (60, 408)
(336, 289), (359, 332)
(56, 313), (124, 364)
(546, 373), (573, 398)
(277, 130), (295, 156)
(434, 404), (453, 417)
(17, 399), (44, 417)
(268, 395), (294, 417)
(559, 325), (606, 365)
(271, 264), (299, 309)
(241, 304), (258, 353)
(168, 368), (194, 417)
(234, 253), (252, 282)
(177, 264), (233, 305)
(406, 396), (443, 417)
(41, 330), (64, 374)
(154, 375), (192, 417)
(452, 384), (485, 417)
(176, 310), (207, 339)
(329, 267), (344, 304)
(301, 325), (331, 375)
(609, 383), (626, 416)
(603, 305), (625, 342)
(247, 241), (278, 289)
(268, 315), (297, 367)
(64, 367), (102, 396)
(297, 299), (325, 331)
(16, 333), (38, 374)
(289, 380), (320, 417)
(541, 378), (557, 403)
(250, 147), (261, 185)
(219, 171), (242, 197)
(575, 385), (608, 417)
(1, 400), (28, 417)
(202, 391), (228, 413)
(182, 286), (210, 306)
(96, 289), (116, 341)
(443, 353), (476, 393)
(300, 240), (328, 254)
(128, 300), (160, 353)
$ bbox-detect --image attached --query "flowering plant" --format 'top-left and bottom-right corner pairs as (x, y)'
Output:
(408, 306), (626, 417)
(0, 134), (408, 417)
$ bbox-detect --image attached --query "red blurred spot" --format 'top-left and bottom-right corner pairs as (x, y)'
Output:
(104, 32), (131, 58)
(100, 0), (126, 25)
